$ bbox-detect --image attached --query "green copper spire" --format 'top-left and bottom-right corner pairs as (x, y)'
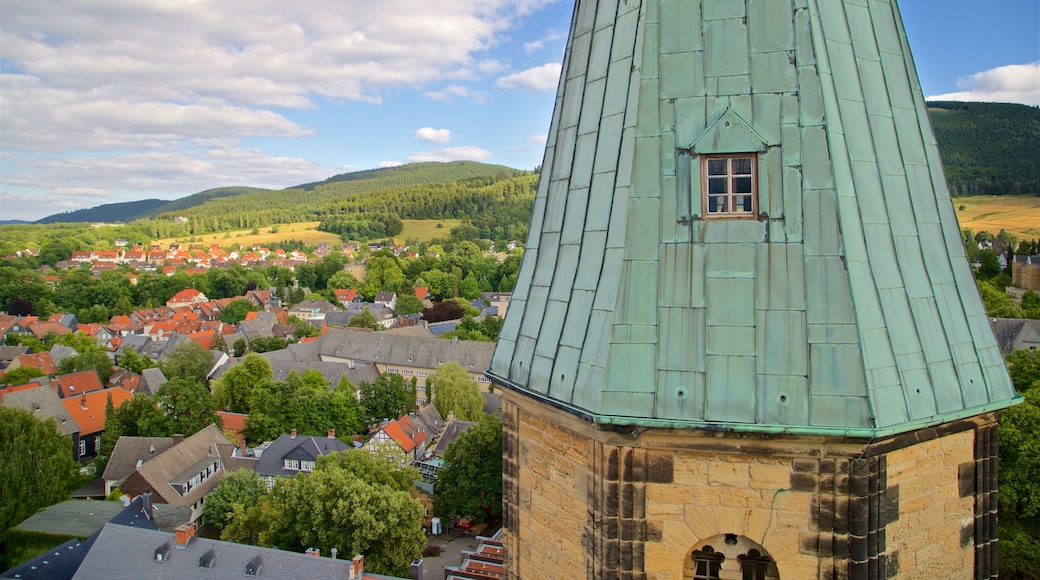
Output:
(488, 0), (1019, 436)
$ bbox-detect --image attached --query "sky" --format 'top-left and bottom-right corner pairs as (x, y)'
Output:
(1, 0), (1037, 222)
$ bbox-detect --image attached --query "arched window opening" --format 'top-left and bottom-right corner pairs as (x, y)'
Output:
(740, 548), (771, 580)
(690, 545), (724, 580)
(684, 535), (780, 580)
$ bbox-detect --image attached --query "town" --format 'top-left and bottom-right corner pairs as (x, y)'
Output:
(0, 235), (519, 579)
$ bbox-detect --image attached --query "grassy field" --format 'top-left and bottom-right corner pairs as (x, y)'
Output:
(155, 219), (462, 249)
(954, 195), (1040, 241)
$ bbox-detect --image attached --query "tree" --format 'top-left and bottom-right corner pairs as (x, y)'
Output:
(429, 361), (484, 421)
(59, 350), (115, 384)
(360, 372), (415, 425)
(243, 373), (364, 443)
(93, 392), (120, 476)
(394, 293), (424, 316)
(233, 337), (248, 357)
(0, 406), (76, 531)
(0, 365), (44, 386)
(436, 414), (503, 522)
(998, 347), (1040, 576)
(154, 378), (221, 436)
(422, 299), (466, 323)
(111, 393), (169, 437)
(224, 450), (425, 577)
(118, 348), (154, 375)
(212, 354), (272, 413)
(162, 341), (214, 385)
(203, 469), (268, 531)
(347, 306), (381, 330)
(977, 281), (1023, 318)
(221, 298), (260, 324)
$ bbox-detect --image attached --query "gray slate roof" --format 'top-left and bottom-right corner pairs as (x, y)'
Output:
(102, 436), (176, 484)
(71, 523), (359, 580)
(1, 384), (81, 436)
(253, 433), (353, 478)
(433, 420), (476, 457)
(139, 368), (168, 396)
(319, 328), (495, 373)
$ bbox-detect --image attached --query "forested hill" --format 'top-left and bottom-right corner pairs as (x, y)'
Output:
(927, 101), (1040, 196)
(35, 161), (521, 225)
(37, 199), (169, 224)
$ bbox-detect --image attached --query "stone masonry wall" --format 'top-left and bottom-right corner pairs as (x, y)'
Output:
(502, 389), (995, 580)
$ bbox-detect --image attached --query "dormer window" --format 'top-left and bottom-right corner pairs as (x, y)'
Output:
(301, 460), (315, 471)
(284, 459), (300, 470)
(703, 155), (756, 217)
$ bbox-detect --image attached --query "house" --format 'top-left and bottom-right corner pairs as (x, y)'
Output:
(139, 367), (168, 396)
(165, 288), (208, 309)
(49, 344), (80, 368)
(252, 429), (352, 489)
(61, 388), (133, 461)
(215, 411), (248, 443)
(413, 287), (431, 301)
(316, 328), (496, 404)
(0, 382), (82, 460)
(101, 436), (177, 496)
(7, 351), (59, 375)
(365, 414), (429, 462)
(334, 288), (362, 306)
(0, 345), (30, 370)
(68, 519), (374, 580)
(374, 291), (397, 311)
(990, 318), (1040, 354)
(287, 299), (340, 322)
(107, 367), (141, 393)
(1013, 255), (1040, 290)
(479, 292), (511, 319)
(54, 369), (106, 398)
(120, 424), (234, 523)
(445, 530), (505, 580)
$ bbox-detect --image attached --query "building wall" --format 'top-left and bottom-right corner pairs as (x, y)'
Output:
(1012, 259), (1040, 290)
(501, 390), (995, 580)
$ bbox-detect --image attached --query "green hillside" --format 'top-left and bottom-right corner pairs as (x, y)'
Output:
(143, 186), (275, 217)
(36, 199), (169, 224)
(927, 101), (1040, 196)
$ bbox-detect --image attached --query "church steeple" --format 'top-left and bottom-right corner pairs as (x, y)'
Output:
(490, 1), (1019, 578)
(488, 0), (1017, 436)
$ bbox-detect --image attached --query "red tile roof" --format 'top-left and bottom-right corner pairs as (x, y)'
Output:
(12, 352), (58, 375)
(62, 388), (133, 435)
(54, 369), (105, 398)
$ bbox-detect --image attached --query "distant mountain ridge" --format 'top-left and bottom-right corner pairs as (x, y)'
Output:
(35, 161), (519, 225)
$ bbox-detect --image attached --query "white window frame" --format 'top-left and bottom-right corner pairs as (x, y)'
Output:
(702, 154), (757, 218)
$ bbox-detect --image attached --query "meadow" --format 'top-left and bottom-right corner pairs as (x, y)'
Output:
(954, 195), (1040, 241)
(155, 219), (463, 249)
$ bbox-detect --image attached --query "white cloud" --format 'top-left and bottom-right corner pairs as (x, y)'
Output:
(524, 40), (545, 53)
(0, 0), (565, 218)
(52, 187), (110, 197)
(406, 146), (494, 163)
(928, 62), (1040, 106)
(378, 160), (405, 168)
(528, 133), (548, 144)
(524, 31), (561, 53)
(415, 127), (453, 143)
(496, 63), (562, 91)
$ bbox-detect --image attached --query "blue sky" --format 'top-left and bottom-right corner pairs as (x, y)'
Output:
(1, 0), (1037, 222)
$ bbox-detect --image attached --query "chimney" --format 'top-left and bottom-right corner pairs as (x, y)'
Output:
(305, 548), (320, 557)
(239, 440), (247, 457)
(175, 523), (196, 547)
(349, 555), (364, 580)
(80, 393), (88, 410)
(327, 429), (335, 439)
(173, 433), (184, 445)
(290, 428), (297, 439)
(330, 548), (338, 560)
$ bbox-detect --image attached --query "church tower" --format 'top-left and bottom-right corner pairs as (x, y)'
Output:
(487, 0), (1020, 578)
